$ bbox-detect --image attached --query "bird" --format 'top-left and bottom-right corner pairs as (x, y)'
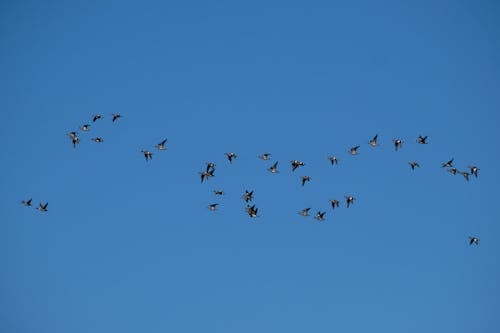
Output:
(327, 156), (339, 165)
(213, 190), (224, 196)
(298, 207), (311, 216)
(92, 114), (102, 122)
(301, 175), (311, 186)
(469, 236), (479, 246)
(156, 139), (167, 151)
(349, 146), (360, 155)
(67, 131), (78, 140)
(208, 203), (219, 211)
(468, 165), (479, 178)
(111, 113), (122, 122)
(345, 195), (355, 208)
(80, 124), (91, 132)
(141, 150), (153, 161)
(416, 135), (428, 144)
(268, 161), (279, 173)
(242, 190), (254, 203)
(205, 162), (216, 173)
(21, 198), (32, 207)
(314, 211), (326, 221)
(225, 152), (237, 163)
(330, 199), (340, 209)
(448, 168), (459, 175)
(460, 171), (470, 181)
(71, 136), (80, 148)
(442, 158), (454, 168)
(393, 139), (403, 151)
(258, 153), (272, 160)
(369, 134), (379, 147)
(199, 170), (215, 183)
(409, 161), (420, 170)
(246, 205), (259, 218)
(290, 160), (305, 171)
(91, 137), (104, 143)
(36, 202), (48, 212)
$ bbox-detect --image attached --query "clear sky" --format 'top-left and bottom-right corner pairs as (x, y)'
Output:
(1, 0), (499, 332)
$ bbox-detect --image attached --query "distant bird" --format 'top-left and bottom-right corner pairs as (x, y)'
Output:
(225, 152), (237, 163)
(442, 158), (454, 168)
(448, 168), (459, 175)
(416, 135), (428, 144)
(208, 203), (219, 211)
(327, 156), (339, 165)
(469, 236), (479, 246)
(246, 204), (259, 218)
(141, 150), (153, 161)
(393, 139), (403, 151)
(268, 161), (279, 174)
(199, 170), (215, 183)
(91, 137), (104, 143)
(301, 175), (311, 186)
(330, 199), (340, 209)
(345, 195), (355, 208)
(290, 160), (305, 171)
(349, 146), (360, 155)
(92, 114), (103, 122)
(258, 153), (272, 160)
(213, 190), (224, 196)
(71, 136), (80, 148)
(21, 198), (32, 207)
(111, 113), (122, 122)
(242, 190), (254, 203)
(314, 211), (326, 221)
(156, 139), (167, 151)
(67, 131), (78, 140)
(80, 124), (91, 132)
(36, 202), (48, 212)
(205, 162), (216, 173)
(298, 207), (311, 216)
(468, 165), (479, 178)
(460, 171), (470, 181)
(409, 161), (420, 170)
(369, 134), (379, 147)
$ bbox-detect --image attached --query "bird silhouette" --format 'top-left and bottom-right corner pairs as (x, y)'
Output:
(314, 211), (326, 221)
(21, 198), (32, 207)
(369, 134), (379, 147)
(345, 195), (355, 208)
(416, 135), (428, 144)
(80, 124), (91, 132)
(290, 160), (305, 171)
(36, 202), (48, 212)
(442, 158), (454, 168)
(268, 161), (279, 173)
(330, 199), (340, 209)
(468, 165), (479, 178)
(225, 152), (237, 163)
(141, 150), (153, 161)
(208, 203), (219, 211)
(246, 205), (259, 218)
(258, 153), (271, 160)
(111, 114), (122, 122)
(156, 139), (167, 151)
(298, 207), (311, 216)
(92, 114), (102, 122)
(469, 236), (479, 246)
(242, 190), (254, 203)
(349, 146), (360, 155)
(91, 137), (104, 143)
(301, 175), (311, 186)
(393, 139), (403, 151)
(409, 161), (420, 170)
(327, 156), (339, 165)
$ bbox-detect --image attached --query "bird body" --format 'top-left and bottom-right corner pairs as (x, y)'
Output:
(37, 202), (48, 212)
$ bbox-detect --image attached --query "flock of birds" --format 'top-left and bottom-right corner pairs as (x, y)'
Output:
(20, 117), (481, 246)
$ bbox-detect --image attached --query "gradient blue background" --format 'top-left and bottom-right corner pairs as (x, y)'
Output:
(1, 0), (499, 332)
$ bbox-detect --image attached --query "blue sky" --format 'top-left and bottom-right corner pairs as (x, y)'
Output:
(1, 0), (499, 332)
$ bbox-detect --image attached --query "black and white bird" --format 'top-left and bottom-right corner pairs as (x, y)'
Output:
(345, 195), (355, 208)
(71, 136), (80, 148)
(314, 211), (326, 221)
(92, 114), (102, 122)
(268, 161), (279, 174)
(330, 199), (340, 209)
(199, 170), (215, 183)
(246, 205), (259, 218)
(300, 175), (311, 186)
(349, 146), (360, 155)
(111, 113), (122, 122)
(141, 150), (153, 161)
(91, 137), (104, 143)
(290, 160), (305, 171)
(448, 168), (459, 175)
(242, 190), (254, 203)
(258, 153), (272, 160)
(208, 203), (219, 211)
(469, 236), (479, 246)
(80, 124), (91, 132)
(205, 162), (216, 173)
(409, 161), (420, 170)
(21, 198), (32, 207)
(225, 152), (237, 163)
(327, 156), (339, 165)
(442, 158), (454, 168)
(369, 134), (379, 147)
(416, 135), (428, 144)
(393, 139), (404, 151)
(298, 207), (311, 216)
(156, 139), (167, 151)
(468, 165), (479, 178)
(460, 171), (470, 181)
(213, 190), (224, 196)
(36, 202), (48, 212)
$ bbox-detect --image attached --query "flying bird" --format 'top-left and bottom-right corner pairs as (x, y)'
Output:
(268, 161), (279, 174)
(468, 165), (479, 178)
(327, 156), (339, 165)
(111, 113), (122, 122)
(36, 202), (48, 212)
(156, 139), (167, 151)
(141, 150), (153, 161)
(208, 203), (219, 211)
(314, 211), (326, 221)
(469, 236), (479, 246)
(349, 146), (360, 155)
(91, 137), (104, 143)
(298, 207), (311, 216)
(21, 198), (32, 207)
(71, 136), (80, 148)
(369, 134), (379, 147)
(416, 135), (428, 144)
(242, 190), (254, 203)
(345, 195), (355, 208)
(448, 168), (458, 175)
(393, 139), (403, 151)
(301, 175), (311, 186)
(80, 124), (91, 132)
(246, 204), (259, 218)
(290, 160), (305, 171)
(330, 199), (340, 209)
(213, 190), (224, 196)
(409, 161), (420, 170)
(225, 152), (237, 163)
(92, 114), (103, 122)
(199, 170), (215, 183)
(442, 158), (454, 168)
(460, 171), (470, 181)
(205, 162), (216, 173)
(258, 153), (272, 160)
